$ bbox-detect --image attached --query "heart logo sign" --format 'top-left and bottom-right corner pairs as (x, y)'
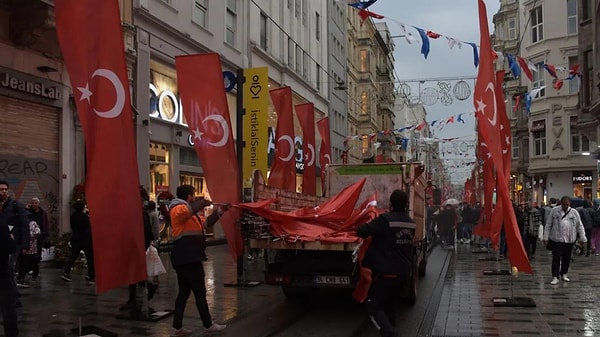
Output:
(250, 85), (262, 97)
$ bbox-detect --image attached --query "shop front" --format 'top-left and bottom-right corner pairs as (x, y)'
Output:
(138, 59), (241, 241)
(0, 66), (64, 238)
(572, 171), (594, 200)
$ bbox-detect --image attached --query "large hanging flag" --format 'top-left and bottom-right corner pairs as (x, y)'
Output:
(268, 87), (297, 192)
(474, 0), (530, 273)
(317, 117), (332, 197)
(296, 103), (317, 196)
(54, 0), (146, 293)
(175, 53), (244, 260)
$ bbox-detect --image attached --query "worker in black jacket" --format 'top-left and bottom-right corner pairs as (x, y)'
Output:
(357, 189), (415, 337)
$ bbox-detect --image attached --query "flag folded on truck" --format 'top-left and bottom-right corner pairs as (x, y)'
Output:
(238, 178), (367, 242)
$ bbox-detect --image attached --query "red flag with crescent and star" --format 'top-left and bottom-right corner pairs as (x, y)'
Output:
(317, 117), (332, 197)
(474, 0), (531, 273)
(175, 53), (244, 260)
(268, 87), (296, 192)
(54, 0), (146, 293)
(296, 103), (317, 196)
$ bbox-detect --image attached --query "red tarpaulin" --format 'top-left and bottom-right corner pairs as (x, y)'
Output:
(238, 178), (366, 242)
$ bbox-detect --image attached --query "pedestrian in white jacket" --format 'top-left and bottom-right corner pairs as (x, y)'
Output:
(543, 196), (587, 285)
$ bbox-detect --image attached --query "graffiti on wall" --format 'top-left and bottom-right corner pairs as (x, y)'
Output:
(0, 156), (59, 239)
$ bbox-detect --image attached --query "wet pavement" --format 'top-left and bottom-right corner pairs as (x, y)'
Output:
(432, 243), (600, 337)
(5, 243), (600, 336)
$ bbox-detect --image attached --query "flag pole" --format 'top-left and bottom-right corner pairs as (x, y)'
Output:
(236, 68), (246, 283)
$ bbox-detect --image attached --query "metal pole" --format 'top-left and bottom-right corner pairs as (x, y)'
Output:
(235, 68), (246, 284)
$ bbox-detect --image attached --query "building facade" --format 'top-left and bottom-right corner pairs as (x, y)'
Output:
(327, 0), (348, 164)
(493, 0), (598, 204)
(346, 13), (396, 163)
(577, 0), (600, 166)
(0, 0), (138, 236)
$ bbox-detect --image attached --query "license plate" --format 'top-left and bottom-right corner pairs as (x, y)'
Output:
(313, 275), (350, 285)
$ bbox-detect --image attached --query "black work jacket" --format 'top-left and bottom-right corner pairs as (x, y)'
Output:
(357, 211), (415, 276)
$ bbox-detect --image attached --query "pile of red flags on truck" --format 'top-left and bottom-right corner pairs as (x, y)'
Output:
(238, 178), (383, 243)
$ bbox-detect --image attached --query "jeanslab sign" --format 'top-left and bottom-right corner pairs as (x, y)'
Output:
(0, 67), (63, 107)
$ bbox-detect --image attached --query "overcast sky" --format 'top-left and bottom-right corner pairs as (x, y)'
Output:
(368, 0), (501, 181)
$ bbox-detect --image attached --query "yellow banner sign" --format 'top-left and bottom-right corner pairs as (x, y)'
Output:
(242, 67), (269, 188)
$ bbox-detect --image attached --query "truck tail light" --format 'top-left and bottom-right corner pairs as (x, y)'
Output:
(265, 273), (292, 285)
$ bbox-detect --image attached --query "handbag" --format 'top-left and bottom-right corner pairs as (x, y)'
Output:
(537, 224), (544, 241)
(146, 245), (167, 278)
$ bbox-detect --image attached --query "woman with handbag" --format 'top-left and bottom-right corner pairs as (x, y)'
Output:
(543, 196), (587, 285)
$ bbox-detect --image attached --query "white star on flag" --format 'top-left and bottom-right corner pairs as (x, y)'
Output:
(78, 83), (93, 103)
(192, 128), (203, 140)
(476, 99), (487, 114)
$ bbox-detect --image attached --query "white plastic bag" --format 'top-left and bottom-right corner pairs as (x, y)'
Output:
(146, 245), (167, 278)
(537, 224), (544, 241)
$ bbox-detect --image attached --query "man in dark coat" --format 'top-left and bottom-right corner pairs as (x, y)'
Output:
(61, 201), (95, 283)
(0, 180), (30, 314)
(357, 189), (415, 337)
(0, 217), (17, 337)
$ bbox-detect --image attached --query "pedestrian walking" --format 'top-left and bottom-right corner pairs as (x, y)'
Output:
(577, 199), (594, 256)
(591, 199), (600, 256)
(16, 213), (40, 288)
(0, 215), (18, 337)
(437, 204), (457, 247)
(524, 202), (542, 259)
(0, 180), (30, 311)
(543, 196), (587, 285)
(169, 185), (229, 336)
(26, 197), (49, 280)
(120, 187), (158, 317)
(356, 189), (416, 337)
(61, 201), (95, 284)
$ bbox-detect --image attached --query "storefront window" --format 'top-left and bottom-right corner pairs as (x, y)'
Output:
(179, 174), (206, 197)
(149, 142), (170, 200)
(572, 171), (593, 200)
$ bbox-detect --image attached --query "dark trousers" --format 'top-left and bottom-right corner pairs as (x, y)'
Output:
(32, 240), (44, 279)
(524, 233), (537, 256)
(365, 275), (405, 337)
(584, 229), (592, 255)
(172, 262), (212, 329)
(17, 254), (36, 281)
(551, 242), (573, 278)
(63, 241), (95, 279)
(0, 275), (18, 337)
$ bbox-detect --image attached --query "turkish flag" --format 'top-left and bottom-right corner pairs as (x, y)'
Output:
(55, 0), (147, 293)
(296, 103), (317, 196)
(317, 117), (332, 196)
(175, 54), (243, 260)
(268, 87), (296, 192)
(474, 0), (530, 273)
(55, 0), (146, 293)
(496, 71), (511, 183)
